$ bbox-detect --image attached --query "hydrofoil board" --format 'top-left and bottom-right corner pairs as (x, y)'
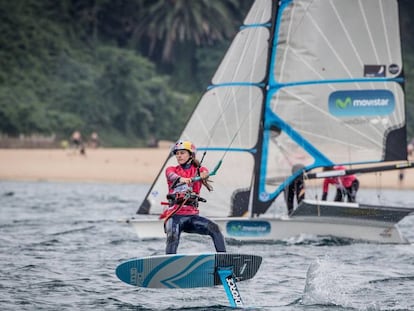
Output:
(115, 253), (262, 289)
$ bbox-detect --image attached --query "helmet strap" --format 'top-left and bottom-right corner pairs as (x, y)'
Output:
(180, 157), (193, 169)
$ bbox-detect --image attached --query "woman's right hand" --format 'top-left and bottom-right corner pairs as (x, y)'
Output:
(180, 177), (192, 185)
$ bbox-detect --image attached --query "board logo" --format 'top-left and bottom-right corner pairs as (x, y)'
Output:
(130, 268), (138, 285)
(226, 220), (271, 236)
(225, 275), (243, 307)
(328, 90), (395, 117)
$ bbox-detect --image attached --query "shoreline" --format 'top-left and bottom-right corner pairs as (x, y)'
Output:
(0, 148), (170, 184)
(0, 148), (413, 189)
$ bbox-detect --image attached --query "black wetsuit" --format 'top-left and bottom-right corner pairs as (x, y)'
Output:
(164, 214), (226, 254)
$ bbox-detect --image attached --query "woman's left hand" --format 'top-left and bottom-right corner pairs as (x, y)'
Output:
(200, 171), (209, 179)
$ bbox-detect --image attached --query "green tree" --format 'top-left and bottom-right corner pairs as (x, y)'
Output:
(93, 47), (190, 144)
(0, 0), (413, 146)
(128, 0), (252, 91)
(133, 0), (245, 61)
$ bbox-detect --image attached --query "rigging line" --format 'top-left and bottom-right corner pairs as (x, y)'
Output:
(197, 151), (207, 177)
(220, 91), (263, 162)
(201, 86), (263, 164)
(270, 133), (296, 166)
(269, 133), (310, 189)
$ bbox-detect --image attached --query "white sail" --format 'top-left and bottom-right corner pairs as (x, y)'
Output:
(264, 0), (405, 204)
(138, 0), (274, 216)
(137, 0), (410, 219)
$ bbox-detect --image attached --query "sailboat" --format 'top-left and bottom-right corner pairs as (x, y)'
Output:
(127, 0), (414, 244)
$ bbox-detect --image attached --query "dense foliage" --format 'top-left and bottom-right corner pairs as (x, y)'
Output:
(1, 0), (414, 147)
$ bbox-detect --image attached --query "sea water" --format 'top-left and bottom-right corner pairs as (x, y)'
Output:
(0, 180), (413, 310)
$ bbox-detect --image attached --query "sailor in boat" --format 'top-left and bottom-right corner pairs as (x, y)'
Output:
(160, 140), (227, 254)
(285, 164), (306, 215)
(321, 165), (359, 203)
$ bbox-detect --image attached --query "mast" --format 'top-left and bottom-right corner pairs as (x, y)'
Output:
(250, 0), (281, 216)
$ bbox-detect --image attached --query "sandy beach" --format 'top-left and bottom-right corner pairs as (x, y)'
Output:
(0, 148), (170, 184)
(0, 147), (413, 189)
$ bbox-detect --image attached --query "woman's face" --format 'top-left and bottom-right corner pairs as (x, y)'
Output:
(175, 150), (191, 165)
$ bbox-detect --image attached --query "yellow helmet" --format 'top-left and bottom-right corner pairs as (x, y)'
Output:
(172, 140), (196, 156)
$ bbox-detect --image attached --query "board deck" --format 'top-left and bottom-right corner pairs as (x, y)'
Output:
(115, 253), (262, 288)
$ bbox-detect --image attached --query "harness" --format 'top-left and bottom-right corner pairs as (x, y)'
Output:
(166, 192), (207, 207)
(160, 190), (207, 222)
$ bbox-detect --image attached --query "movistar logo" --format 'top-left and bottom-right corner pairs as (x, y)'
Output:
(226, 221), (270, 236)
(329, 90), (395, 117)
(335, 97), (352, 109)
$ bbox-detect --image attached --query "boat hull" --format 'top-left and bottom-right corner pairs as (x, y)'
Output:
(126, 216), (409, 245)
(216, 216), (407, 244)
(126, 200), (413, 244)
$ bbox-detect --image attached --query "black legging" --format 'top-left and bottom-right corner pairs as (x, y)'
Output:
(164, 214), (226, 254)
(286, 177), (305, 215)
(334, 179), (359, 202)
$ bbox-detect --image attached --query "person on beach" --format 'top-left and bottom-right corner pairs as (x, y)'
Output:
(71, 130), (82, 149)
(89, 131), (100, 148)
(160, 140), (226, 254)
(321, 165), (359, 202)
(70, 130), (86, 155)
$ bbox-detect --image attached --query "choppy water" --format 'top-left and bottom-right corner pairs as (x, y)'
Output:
(0, 180), (413, 310)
